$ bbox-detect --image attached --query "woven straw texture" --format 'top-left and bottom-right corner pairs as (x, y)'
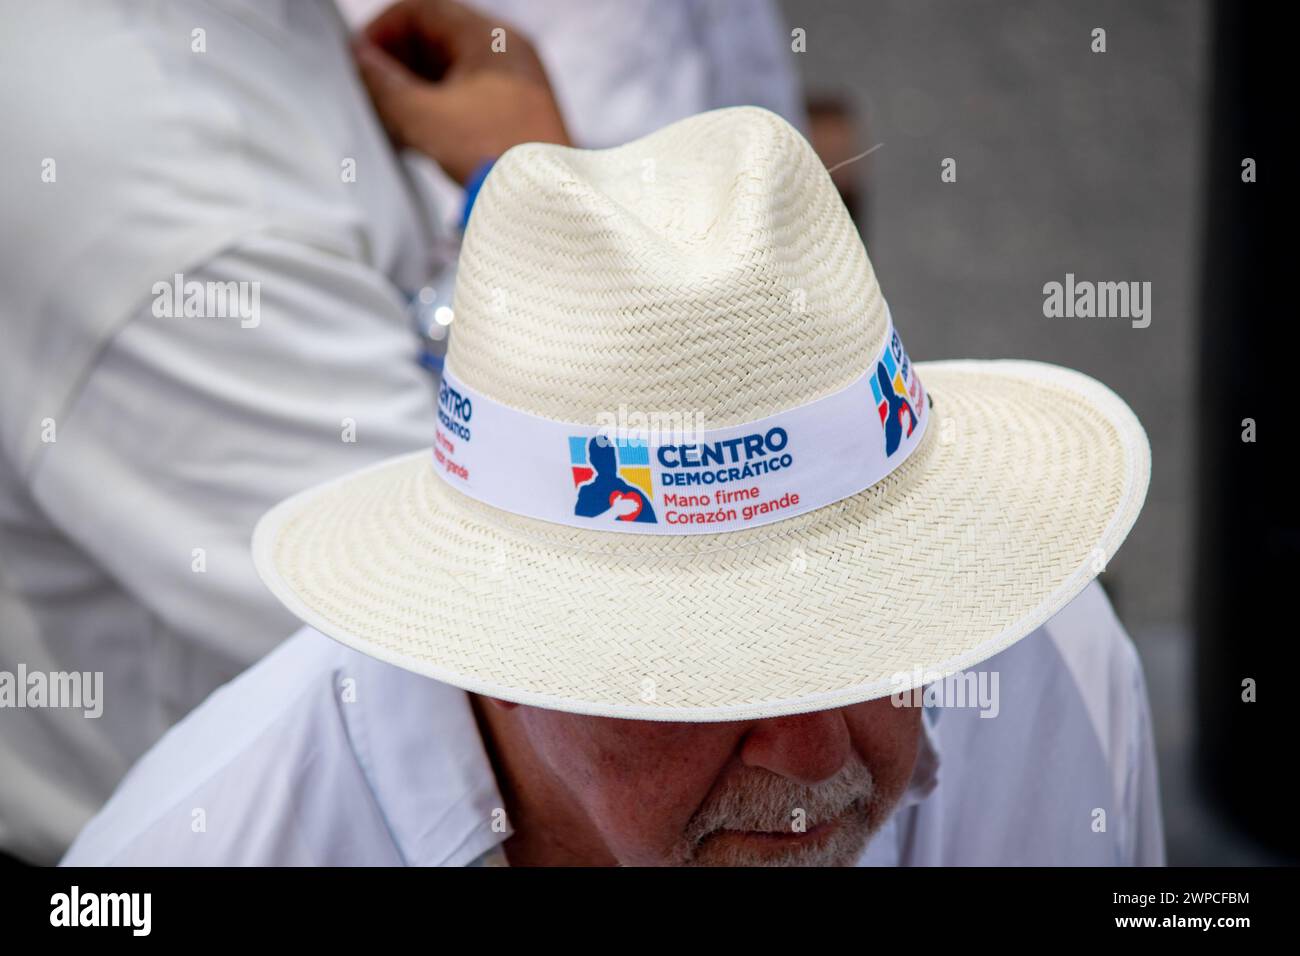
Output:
(253, 107), (1150, 721)
(450, 106), (886, 425)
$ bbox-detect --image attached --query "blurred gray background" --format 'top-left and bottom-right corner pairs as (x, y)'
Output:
(779, 0), (1281, 864)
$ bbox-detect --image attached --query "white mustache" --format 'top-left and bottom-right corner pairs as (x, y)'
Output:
(684, 755), (876, 843)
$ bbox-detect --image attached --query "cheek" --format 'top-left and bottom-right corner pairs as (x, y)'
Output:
(847, 701), (924, 803)
(551, 721), (738, 858)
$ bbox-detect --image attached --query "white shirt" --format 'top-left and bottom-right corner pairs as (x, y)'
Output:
(337, 0), (807, 242)
(61, 581), (1166, 866)
(0, 0), (802, 863)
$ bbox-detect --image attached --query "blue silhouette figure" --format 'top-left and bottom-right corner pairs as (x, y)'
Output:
(574, 437), (657, 523)
(876, 363), (918, 457)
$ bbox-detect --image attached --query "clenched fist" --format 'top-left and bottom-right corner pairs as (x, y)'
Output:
(354, 0), (571, 185)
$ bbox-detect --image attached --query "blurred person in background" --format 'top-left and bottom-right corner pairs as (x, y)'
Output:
(0, 0), (802, 864)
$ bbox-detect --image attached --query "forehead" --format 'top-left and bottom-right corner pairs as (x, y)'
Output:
(534, 696), (912, 743)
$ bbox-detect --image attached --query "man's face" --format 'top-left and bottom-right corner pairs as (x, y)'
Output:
(504, 698), (923, 866)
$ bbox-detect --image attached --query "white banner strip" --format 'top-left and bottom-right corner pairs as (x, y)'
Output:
(432, 322), (928, 535)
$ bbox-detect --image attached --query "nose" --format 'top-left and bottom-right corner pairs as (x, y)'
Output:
(737, 708), (852, 785)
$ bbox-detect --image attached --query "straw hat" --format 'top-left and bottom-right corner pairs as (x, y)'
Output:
(253, 106), (1149, 721)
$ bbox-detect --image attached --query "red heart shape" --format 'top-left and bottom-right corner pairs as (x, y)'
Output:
(608, 490), (643, 521)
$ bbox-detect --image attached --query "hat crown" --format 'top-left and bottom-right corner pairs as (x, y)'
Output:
(449, 107), (888, 429)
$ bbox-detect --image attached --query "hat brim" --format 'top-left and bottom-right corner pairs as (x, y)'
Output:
(252, 360), (1149, 722)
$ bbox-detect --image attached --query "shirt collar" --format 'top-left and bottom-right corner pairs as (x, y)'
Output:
(349, 651), (511, 866)
(899, 703), (943, 810)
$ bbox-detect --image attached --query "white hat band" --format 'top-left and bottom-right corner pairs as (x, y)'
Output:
(432, 316), (929, 535)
